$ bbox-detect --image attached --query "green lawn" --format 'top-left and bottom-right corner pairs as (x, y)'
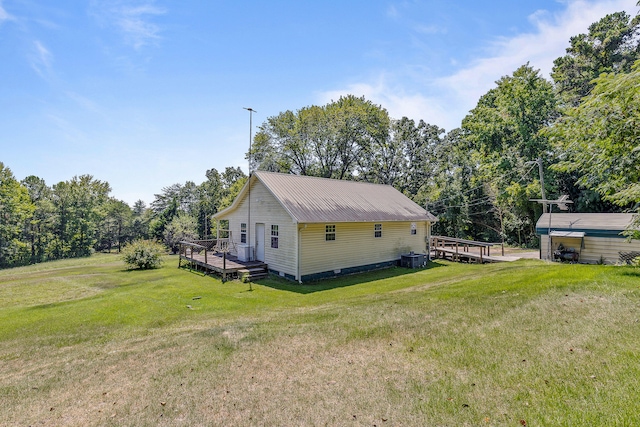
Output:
(1, 254), (639, 426)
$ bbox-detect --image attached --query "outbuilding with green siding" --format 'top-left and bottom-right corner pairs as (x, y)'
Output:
(536, 213), (640, 264)
(213, 171), (437, 282)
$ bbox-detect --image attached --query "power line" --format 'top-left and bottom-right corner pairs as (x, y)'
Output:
(428, 162), (538, 213)
(428, 162), (536, 208)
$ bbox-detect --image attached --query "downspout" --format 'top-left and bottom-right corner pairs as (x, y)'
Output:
(426, 221), (431, 261)
(297, 223), (306, 283)
(297, 224), (301, 283)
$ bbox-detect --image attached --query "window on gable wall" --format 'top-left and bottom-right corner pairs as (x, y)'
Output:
(374, 223), (382, 238)
(271, 225), (279, 248)
(326, 224), (336, 241)
(241, 223), (247, 243)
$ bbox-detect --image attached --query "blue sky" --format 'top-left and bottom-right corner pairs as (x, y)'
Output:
(1, 0), (636, 205)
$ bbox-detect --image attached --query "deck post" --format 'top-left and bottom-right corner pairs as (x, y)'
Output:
(178, 243), (182, 268)
(223, 251), (227, 282)
(204, 247), (207, 266)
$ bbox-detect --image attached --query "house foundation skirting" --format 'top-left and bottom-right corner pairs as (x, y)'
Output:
(267, 268), (297, 281)
(300, 260), (399, 282)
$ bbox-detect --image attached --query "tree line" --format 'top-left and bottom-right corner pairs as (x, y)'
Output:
(1, 9), (639, 268)
(0, 164), (247, 268)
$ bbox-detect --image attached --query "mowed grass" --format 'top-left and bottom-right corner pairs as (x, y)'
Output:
(1, 254), (639, 426)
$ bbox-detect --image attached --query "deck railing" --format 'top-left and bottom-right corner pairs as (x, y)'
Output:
(178, 241), (210, 266)
(431, 236), (497, 263)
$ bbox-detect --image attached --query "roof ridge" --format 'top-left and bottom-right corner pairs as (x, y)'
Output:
(254, 170), (395, 188)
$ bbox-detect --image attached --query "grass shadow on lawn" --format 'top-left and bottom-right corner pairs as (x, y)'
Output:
(619, 268), (640, 278)
(257, 262), (447, 294)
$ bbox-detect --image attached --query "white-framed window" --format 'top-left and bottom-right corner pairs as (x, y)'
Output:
(411, 222), (417, 235)
(325, 224), (336, 241)
(241, 223), (247, 243)
(271, 225), (279, 248)
(374, 223), (382, 238)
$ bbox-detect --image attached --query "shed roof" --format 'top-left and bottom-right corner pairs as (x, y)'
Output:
(536, 213), (635, 236)
(549, 231), (585, 238)
(215, 171), (437, 223)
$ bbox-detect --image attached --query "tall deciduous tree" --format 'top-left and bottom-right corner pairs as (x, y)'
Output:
(163, 213), (198, 253)
(251, 95), (390, 180)
(549, 61), (640, 219)
(0, 163), (35, 267)
(460, 64), (558, 245)
(51, 175), (111, 258)
(98, 199), (132, 252)
(21, 175), (54, 263)
(551, 11), (640, 106)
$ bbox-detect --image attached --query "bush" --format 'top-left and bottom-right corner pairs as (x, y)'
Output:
(121, 240), (166, 269)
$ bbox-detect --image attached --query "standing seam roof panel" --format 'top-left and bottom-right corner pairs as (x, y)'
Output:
(254, 171), (437, 223)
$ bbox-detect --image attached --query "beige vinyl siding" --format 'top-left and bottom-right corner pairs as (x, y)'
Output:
(217, 180), (298, 277)
(540, 235), (640, 264)
(299, 221), (428, 276)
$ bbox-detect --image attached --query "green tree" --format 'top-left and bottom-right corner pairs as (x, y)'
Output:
(163, 213), (198, 253)
(251, 95), (390, 180)
(218, 175), (247, 210)
(393, 118), (444, 198)
(328, 95), (390, 180)
(21, 175), (55, 263)
(426, 129), (492, 240)
(460, 64), (557, 245)
(98, 199), (132, 252)
(548, 61), (640, 236)
(197, 168), (224, 238)
(551, 11), (640, 106)
(0, 163), (35, 267)
(130, 200), (151, 240)
(51, 175), (111, 258)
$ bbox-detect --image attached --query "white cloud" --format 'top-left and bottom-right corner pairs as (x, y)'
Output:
(30, 40), (53, 78)
(91, 0), (166, 49)
(386, 4), (399, 19)
(413, 23), (446, 35)
(318, 0), (637, 131)
(0, 1), (14, 23)
(439, 0), (636, 118)
(317, 77), (450, 130)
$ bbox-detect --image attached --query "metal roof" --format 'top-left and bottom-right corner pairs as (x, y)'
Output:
(536, 213), (635, 232)
(216, 171), (437, 223)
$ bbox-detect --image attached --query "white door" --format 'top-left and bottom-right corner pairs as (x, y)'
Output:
(255, 223), (265, 261)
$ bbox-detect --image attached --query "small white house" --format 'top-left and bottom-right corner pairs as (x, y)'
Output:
(536, 213), (640, 264)
(213, 171), (437, 282)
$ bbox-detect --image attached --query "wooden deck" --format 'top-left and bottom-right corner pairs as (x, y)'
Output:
(432, 246), (520, 263)
(178, 240), (267, 281)
(431, 236), (519, 263)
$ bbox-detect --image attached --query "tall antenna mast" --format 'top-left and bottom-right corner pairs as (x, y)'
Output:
(243, 107), (256, 260)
